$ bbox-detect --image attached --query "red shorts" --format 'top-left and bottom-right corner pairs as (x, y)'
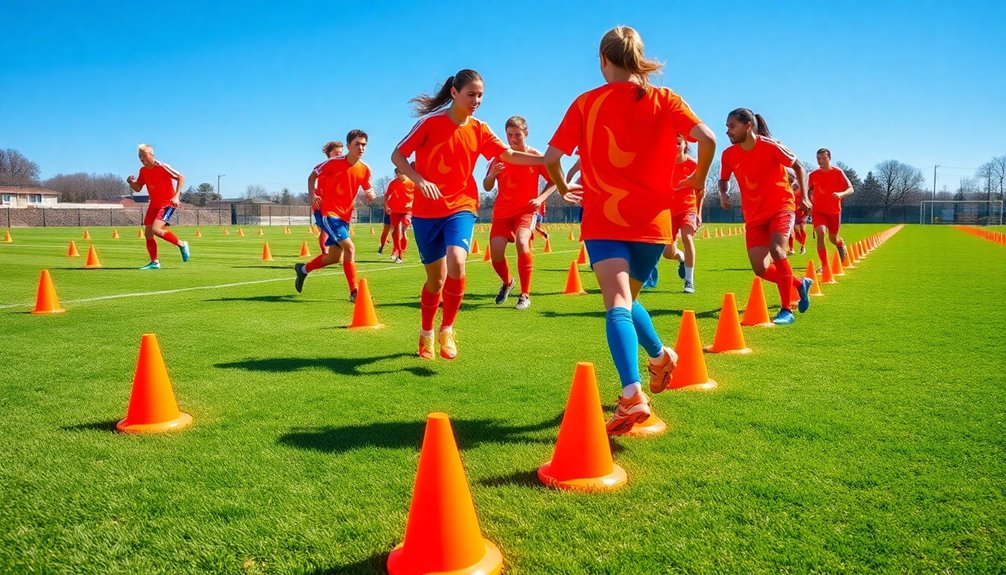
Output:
(390, 212), (412, 229)
(490, 211), (534, 243)
(745, 211), (794, 249)
(794, 209), (808, 225)
(812, 212), (841, 234)
(144, 203), (175, 226)
(671, 210), (698, 241)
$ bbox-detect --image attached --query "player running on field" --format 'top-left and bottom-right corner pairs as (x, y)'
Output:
(808, 147), (854, 267)
(126, 144), (190, 269)
(385, 167), (416, 263)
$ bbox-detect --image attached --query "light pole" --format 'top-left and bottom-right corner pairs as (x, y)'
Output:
(932, 165), (939, 200)
(217, 174), (225, 198)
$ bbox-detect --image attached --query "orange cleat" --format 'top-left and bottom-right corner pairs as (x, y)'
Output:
(418, 333), (435, 360)
(606, 391), (651, 436)
(647, 346), (678, 394)
(438, 330), (458, 360)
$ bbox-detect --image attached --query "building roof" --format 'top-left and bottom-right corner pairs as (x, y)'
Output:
(0, 185), (61, 196)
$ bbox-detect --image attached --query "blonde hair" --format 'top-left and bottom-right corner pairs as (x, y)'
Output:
(599, 26), (662, 97)
(137, 143), (154, 155)
(322, 140), (344, 156)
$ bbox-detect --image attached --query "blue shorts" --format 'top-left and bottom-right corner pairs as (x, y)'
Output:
(383, 213), (392, 226)
(317, 215), (350, 246)
(584, 240), (665, 283)
(313, 210), (324, 229)
(412, 211), (477, 264)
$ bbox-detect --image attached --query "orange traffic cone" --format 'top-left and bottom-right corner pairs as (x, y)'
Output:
(84, 245), (102, 268)
(740, 276), (773, 327)
(32, 269), (65, 314)
(116, 334), (192, 434)
(224, 227), (230, 236)
(299, 241), (310, 257)
(482, 243), (491, 262)
(261, 242), (273, 262)
(538, 362), (628, 491)
(387, 412), (503, 575)
(842, 246), (854, 269)
(471, 237), (481, 255)
(3, 230), (12, 243)
(568, 229), (575, 241)
(670, 310), (717, 390)
(819, 251), (836, 284)
(350, 226), (356, 237)
(348, 278), (382, 329)
(238, 228), (245, 237)
(112, 229), (120, 239)
(705, 293), (751, 354)
(805, 261), (824, 296)
(195, 229), (202, 238)
(831, 251), (845, 276)
(137, 228), (143, 238)
(67, 240), (80, 257)
(370, 226), (376, 236)
(83, 230), (91, 240)
(576, 243), (588, 265)
(715, 228), (722, 237)
(544, 237), (552, 253)
(564, 261), (587, 295)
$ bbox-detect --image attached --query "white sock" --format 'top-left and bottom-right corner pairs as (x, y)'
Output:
(685, 266), (694, 282)
(439, 325), (453, 334)
(420, 328), (433, 338)
(622, 382), (642, 399)
(648, 348), (666, 363)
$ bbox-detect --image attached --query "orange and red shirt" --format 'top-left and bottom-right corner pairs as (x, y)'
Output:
(720, 136), (797, 224)
(808, 166), (852, 215)
(385, 177), (416, 214)
(396, 111), (507, 218)
(489, 148), (553, 220)
(313, 157), (372, 221)
(136, 162), (181, 205)
(670, 156), (699, 216)
(549, 82), (701, 243)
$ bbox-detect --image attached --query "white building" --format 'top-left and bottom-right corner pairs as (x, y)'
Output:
(0, 186), (61, 207)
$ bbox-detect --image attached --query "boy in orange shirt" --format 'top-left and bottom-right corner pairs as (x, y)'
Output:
(385, 168), (416, 263)
(808, 148), (854, 265)
(126, 144), (190, 269)
(313, 140), (344, 255)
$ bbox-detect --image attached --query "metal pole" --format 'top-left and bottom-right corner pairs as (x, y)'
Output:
(217, 174), (225, 198)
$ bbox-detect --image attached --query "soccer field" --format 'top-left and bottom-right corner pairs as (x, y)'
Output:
(2, 224), (1004, 574)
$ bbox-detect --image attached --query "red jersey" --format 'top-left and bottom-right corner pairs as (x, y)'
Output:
(135, 162), (181, 205)
(808, 166), (852, 215)
(313, 157), (372, 221)
(489, 148), (552, 220)
(670, 156), (699, 216)
(549, 82), (701, 243)
(720, 136), (797, 224)
(396, 111), (507, 218)
(386, 177), (416, 213)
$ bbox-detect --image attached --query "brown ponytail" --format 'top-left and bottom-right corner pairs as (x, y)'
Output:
(409, 69), (483, 116)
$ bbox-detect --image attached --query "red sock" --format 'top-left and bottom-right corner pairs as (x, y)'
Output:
(344, 261), (357, 292)
(517, 250), (533, 295)
(837, 239), (845, 251)
(401, 235), (408, 252)
(380, 227), (390, 247)
(161, 231), (181, 246)
(817, 247), (828, 269)
(391, 228), (401, 255)
(795, 227), (806, 245)
(305, 254), (327, 273)
(145, 237), (157, 261)
(491, 257), (511, 284)
(440, 275), (466, 329)
(772, 259), (794, 311)
(420, 286), (441, 332)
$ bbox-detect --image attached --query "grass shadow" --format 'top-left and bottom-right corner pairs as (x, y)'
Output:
(61, 420), (119, 433)
(216, 353), (436, 378)
(206, 294), (300, 303)
(306, 552), (390, 575)
(538, 307), (719, 320)
(54, 267), (144, 271)
(229, 265), (296, 269)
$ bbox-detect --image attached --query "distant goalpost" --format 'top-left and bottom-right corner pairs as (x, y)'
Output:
(919, 200), (1004, 225)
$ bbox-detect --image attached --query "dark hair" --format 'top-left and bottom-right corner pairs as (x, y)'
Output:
(727, 108), (772, 138)
(322, 140), (344, 156)
(345, 129), (368, 145)
(409, 69), (483, 116)
(505, 115), (528, 131)
(817, 148), (831, 158)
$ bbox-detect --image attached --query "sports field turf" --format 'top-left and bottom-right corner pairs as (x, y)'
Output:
(2, 224), (1004, 574)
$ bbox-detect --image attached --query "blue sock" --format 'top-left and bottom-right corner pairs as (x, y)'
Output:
(605, 307), (640, 388)
(631, 300), (663, 358)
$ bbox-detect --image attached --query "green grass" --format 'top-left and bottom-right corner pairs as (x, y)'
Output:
(1, 223), (1004, 574)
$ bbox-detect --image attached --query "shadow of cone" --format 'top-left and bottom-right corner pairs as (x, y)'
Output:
(740, 277), (774, 327)
(705, 293), (750, 354)
(348, 278), (382, 329)
(32, 269), (65, 314)
(576, 243), (588, 265)
(831, 251), (845, 276)
(538, 362), (627, 491)
(564, 261), (587, 295)
(805, 261), (824, 296)
(670, 310), (718, 390)
(67, 241), (80, 257)
(544, 238), (552, 253)
(116, 334), (192, 434)
(388, 413), (503, 575)
(299, 241), (310, 257)
(84, 245), (102, 268)
(471, 237), (481, 255)
(261, 242), (273, 262)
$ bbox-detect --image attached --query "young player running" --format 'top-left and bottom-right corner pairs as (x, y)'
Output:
(126, 144), (190, 269)
(788, 170), (809, 254)
(808, 148), (854, 265)
(385, 167), (416, 263)
(314, 140), (344, 255)
(391, 69), (547, 360)
(295, 130), (376, 302)
(659, 135), (703, 293)
(542, 26), (716, 434)
(483, 115), (555, 311)
(719, 109), (813, 325)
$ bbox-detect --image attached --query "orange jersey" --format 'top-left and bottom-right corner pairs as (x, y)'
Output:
(548, 82), (701, 243)
(313, 157), (372, 221)
(396, 111), (507, 218)
(808, 166), (851, 214)
(720, 136), (797, 224)
(489, 149), (552, 219)
(135, 162), (180, 205)
(670, 156), (699, 215)
(385, 177), (416, 213)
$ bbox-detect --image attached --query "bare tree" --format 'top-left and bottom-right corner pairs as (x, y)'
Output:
(874, 160), (925, 208)
(991, 156), (1006, 199)
(977, 156), (1006, 200)
(0, 148), (41, 186)
(44, 172), (128, 202)
(245, 184), (268, 199)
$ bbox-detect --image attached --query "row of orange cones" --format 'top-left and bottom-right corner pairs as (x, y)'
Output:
(954, 225), (1006, 246)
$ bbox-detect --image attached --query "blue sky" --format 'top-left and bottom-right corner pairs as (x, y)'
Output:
(2, 0), (1004, 197)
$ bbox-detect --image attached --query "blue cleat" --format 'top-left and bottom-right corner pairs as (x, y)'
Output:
(772, 308), (795, 325)
(179, 241), (190, 262)
(797, 277), (812, 313)
(643, 267), (658, 289)
(677, 259), (686, 279)
(294, 264), (308, 293)
(139, 261), (160, 270)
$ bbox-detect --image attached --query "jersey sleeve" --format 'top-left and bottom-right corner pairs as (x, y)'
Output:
(396, 118), (428, 158)
(768, 140), (797, 167)
(479, 124), (508, 161)
(135, 169), (146, 187)
(158, 162), (181, 180)
(485, 155), (502, 176)
(665, 92), (702, 142)
(362, 165), (373, 191)
(548, 97), (584, 156)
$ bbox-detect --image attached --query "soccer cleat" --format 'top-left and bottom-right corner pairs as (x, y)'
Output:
(139, 261), (160, 270)
(418, 333), (435, 360)
(772, 308), (796, 325)
(799, 245), (806, 255)
(294, 264), (307, 293)
(647, 346), (679, 394)
(377, 245), (384, 255)
(797, 277), (813, 313)
(606, 391), (652, 435)
(437, 330), (458, 360)
(494, 277), (516, 305)
(787, 248), (796, 255)
(677, 259), (686, 279)
(514, 293), (530, 311)
(683, 280), (695, 294)
(394, 256), (404, 264)
(179, 241), (190, 262)
(349, 288), (358, 303)
(837, 243), (847, 262)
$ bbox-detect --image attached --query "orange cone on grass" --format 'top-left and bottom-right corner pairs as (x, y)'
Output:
(84, 245), (102, 268)
(576, 242), (588, 265)
(83, 230), (91, 240)
(842, 247), (854, 269)
(831, 251), (845, 276)
(705, 293), (751, 354)
(67, 240), (80, 257)
(670, 310), (717, 390)
(544, 237), (552, 253)
(805, 261), (824, 296)
(116, 334), (192, 434)
(564, 261), (587, 295)
(471, 237), (481, 255)
(348, 278), (382, 329)
(112, 229), (120, 239)
(224, 227), (230, 236)
(299, 241), (310, 257)
(261, 242), (273, 261)
(538, 362), (628, 491)
(370, 226), (376, 236)
(195, 229), (202, 238)
(740, 276), (774, 327)
(568, 229), (575, 241)
(137, 228), (143, 238)
(387, 412), (503, 575)
(2, 230), (11, 243)
(238, 228), (245, 237)
(702, 228), (709, 239)
(32, 269), (65, 314)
